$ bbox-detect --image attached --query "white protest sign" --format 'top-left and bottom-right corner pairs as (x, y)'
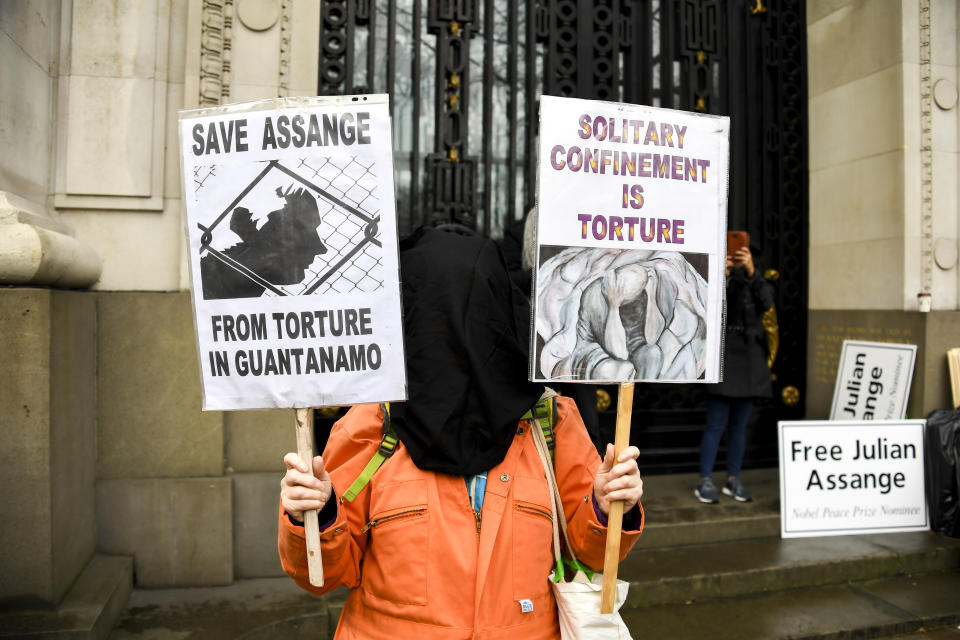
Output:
(179, 95), (406, 411)
(778, 420), (928, 538)
(531, 96), (729, 384)
(829, 340), (917, 420)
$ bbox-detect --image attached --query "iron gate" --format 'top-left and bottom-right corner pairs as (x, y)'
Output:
(318, 0), (808, 472)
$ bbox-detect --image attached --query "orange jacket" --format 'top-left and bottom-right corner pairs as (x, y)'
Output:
(278, 397), (643, 639)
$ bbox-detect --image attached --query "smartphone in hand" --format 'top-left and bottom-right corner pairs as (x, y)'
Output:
(726, 231), (750, 259)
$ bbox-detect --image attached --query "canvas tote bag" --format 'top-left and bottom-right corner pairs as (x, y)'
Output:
(530, 414), (632, 640)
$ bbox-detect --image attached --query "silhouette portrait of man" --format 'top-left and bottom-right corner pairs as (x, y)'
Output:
(200, 186), (327, 299)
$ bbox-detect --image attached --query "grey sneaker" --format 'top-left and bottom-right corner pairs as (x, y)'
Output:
(694, 478), (719, 504)
(723, 477), (753, 502)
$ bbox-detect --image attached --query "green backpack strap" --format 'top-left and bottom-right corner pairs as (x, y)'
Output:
(342, 402), (397, 502)
(343, 396), (556, 502)
(522, 394), (558, 463)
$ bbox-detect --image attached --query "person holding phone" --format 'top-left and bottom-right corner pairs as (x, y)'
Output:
(695, 233), (775, 503)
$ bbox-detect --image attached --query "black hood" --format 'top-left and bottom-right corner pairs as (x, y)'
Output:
(392, 226), (544, 475)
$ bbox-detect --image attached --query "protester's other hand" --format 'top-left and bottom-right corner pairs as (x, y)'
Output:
(732, 246), (755, 277)
(593, 444), (643, 516)
(280, 453), (333, 523)
(725, 255), (734, 277)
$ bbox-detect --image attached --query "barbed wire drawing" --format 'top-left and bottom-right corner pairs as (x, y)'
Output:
(193, 157), (385, 300)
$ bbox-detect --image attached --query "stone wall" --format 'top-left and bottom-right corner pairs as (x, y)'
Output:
(807, 0), (959, 311)
(92, 291), (294, 586)
(0, 1), (60, 204)
(0, 288), (299, 598)
(806, 309), (960, 419)
(1, 0), (325, 593)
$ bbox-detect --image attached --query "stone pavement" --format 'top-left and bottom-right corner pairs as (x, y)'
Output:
(104, 573), (960, 640)
(107, 578), (343, 640)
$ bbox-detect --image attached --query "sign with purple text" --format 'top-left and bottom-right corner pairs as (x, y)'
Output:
(179, 95), (406, 410)
(531, 96), (729, 383)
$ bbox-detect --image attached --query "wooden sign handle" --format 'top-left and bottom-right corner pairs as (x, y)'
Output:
(601, 381), (634, 613)
(295, 408), (324, 587)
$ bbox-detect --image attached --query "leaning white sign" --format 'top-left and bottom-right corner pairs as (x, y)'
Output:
(778, 420), (928, 538)
(179, 95), (406, 410)
(829, 340), (917, 420)
(531, 95), (729, 384)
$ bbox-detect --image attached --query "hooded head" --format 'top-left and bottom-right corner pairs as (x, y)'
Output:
(392, 226), (545, 475)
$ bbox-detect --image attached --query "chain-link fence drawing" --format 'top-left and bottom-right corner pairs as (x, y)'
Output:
(193, 156), (385, 300)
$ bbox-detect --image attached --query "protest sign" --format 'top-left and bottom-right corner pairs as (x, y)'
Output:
(532, 96), (729, 611)
(829, 340), (916, 420)
(179, 95), (406, 412)
(180, 95), (406, 586)
(778, 420), (928, 538)
(531, 95), (729, 385)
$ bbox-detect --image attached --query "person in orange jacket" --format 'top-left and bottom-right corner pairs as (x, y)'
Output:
(278, 226), (644, 639)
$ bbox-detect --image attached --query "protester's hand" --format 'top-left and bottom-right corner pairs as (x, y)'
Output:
(281, 453), (333, 523)
(732, 246), (755, 277)
(593, 444), (643, 516)
(725, 255), (734, 277)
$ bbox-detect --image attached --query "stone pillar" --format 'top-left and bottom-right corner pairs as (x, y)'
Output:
(806, 1), (960, 418)
(0, 289), (97, 604)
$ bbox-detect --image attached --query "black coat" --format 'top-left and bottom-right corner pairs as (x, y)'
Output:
(709, 268), (775, 399)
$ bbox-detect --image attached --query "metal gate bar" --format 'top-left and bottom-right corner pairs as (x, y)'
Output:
(481, 0), (494, 233)
(410, 0), (422, 228)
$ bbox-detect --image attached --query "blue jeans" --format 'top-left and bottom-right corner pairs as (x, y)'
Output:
(699, 397), (754, 478)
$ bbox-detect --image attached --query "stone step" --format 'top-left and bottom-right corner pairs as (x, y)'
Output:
(618, 531), (960, 609)
(107, 578), (343, 640)
(876, 624), (960, 639)
(636, 467), (781, 548)
(0, 554), (132, 639)
(621, 571), (960, 640)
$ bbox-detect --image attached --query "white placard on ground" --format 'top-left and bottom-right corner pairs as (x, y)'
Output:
(531, 95), (729, 384)
(778, 420), (928, 538)
(829, 340), (917, 420)
(179, 95), (406, 410)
